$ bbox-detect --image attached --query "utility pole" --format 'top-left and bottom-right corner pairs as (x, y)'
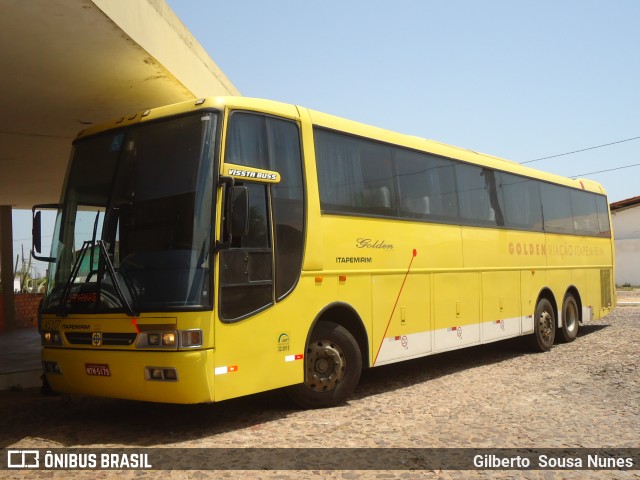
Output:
(0, 206), (15, 330)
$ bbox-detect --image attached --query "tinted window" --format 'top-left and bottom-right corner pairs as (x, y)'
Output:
(595, 196), (611, 237)
(226, 113), (269, 168)
(315, 129), (395, 215)
(499, 173), (543, 230)
(396, 149), (458, 220)
(220, 183), (273, 320)
(267, 118), (305, 298)
(571, 189), (601, 236)
(456, 164), (503, 226)
(226, 112), (305, 300)
(313, 126), (609, 238)
(541, 183), (575, 234)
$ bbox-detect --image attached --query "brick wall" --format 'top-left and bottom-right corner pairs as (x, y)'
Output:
(0, 294), (43, 331)
(14, 294), (43, 329)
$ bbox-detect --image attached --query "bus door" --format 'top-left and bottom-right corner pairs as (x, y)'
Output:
(214, 172), (285, 401)
(212, 111), (307, 402)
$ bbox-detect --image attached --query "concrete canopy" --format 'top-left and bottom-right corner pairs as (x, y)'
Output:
(0, 0), (239, 209)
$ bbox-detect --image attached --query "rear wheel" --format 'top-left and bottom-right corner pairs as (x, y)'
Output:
(528, 297), (556, 352)
(559, 294), (579, 343)
(286, 321), (362, 409)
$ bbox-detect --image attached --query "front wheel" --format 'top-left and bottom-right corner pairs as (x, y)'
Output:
(559, 294), (579, 343)
(285, 321), (362, 409)
(528, 297), (556, 352)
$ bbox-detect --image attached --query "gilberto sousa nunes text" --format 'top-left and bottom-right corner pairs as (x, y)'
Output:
(474, 453), (634, 469)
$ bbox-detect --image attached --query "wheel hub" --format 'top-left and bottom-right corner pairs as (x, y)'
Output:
(565, 301), (578, 332)
(306, 340), (346, 392)
(539, 311), (553, 342)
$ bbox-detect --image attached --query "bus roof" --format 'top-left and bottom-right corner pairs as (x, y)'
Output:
(76, 96), (607, 196)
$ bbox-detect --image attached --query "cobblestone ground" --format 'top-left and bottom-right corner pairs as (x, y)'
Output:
(1, 300), (638, 480)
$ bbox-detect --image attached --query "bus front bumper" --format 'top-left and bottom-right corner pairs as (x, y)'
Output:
(42, 347), (215, 404)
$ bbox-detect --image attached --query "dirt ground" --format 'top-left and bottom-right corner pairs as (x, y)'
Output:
(616, 287), (640, 303)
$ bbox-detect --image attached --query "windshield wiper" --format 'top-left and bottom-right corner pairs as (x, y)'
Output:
(96, 240), (138, 317)
(56, 239), (138, 317)
(57, 240), (92, 317)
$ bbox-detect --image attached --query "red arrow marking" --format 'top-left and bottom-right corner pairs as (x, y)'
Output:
(373, 249), (417, 366)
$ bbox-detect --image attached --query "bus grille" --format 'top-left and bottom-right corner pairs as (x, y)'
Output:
(65, 332), (137, 346)
(600, 269), (612, 308)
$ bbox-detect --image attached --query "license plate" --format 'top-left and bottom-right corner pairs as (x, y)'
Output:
(85, 363), (111, 376)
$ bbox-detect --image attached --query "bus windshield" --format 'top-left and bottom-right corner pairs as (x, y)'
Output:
(43, 111), (218, 315)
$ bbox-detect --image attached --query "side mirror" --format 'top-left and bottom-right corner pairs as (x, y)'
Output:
(32, 204), (59, 262)
(33, 211), (42, 253)
(231, 186), (249, 237)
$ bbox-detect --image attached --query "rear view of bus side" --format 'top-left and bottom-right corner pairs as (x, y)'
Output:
(286, 106), (613, 406)
(36, 97), (614, 408)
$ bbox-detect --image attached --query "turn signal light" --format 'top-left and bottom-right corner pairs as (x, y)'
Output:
(181, 330), (202, 348)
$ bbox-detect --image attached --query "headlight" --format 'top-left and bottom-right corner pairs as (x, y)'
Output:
(42, 331), (62, 346)
(136, 330), (202, 349)
(161, 333), (176, 346)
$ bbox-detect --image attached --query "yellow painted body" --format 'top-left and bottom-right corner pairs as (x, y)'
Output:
(43, 97), (616, 403)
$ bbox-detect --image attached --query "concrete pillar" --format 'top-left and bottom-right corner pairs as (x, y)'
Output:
(0, 206), (15, 330)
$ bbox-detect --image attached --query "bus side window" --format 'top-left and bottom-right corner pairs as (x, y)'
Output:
(571, 189), (600, 236)
(456, 163), (499, 226)
(499, 173), (543, 231)
(541, 183), (575, 234)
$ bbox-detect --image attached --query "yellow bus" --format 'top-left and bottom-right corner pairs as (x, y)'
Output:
(33, 97), (615, 408)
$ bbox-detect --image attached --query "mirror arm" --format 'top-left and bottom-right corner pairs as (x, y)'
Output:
(215, 176), (235, 252)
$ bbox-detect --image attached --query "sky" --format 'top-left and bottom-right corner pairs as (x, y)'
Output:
(165, 0), (640, 197)
(11, 0), (640, 278)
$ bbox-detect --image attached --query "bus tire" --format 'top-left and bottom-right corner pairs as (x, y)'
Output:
(559, 294), (579, 343)
(285, 321), (362, 409)
(528, 297), (556, 352)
